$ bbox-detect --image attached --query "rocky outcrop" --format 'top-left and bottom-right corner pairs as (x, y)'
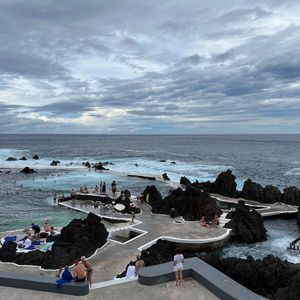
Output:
(263, 185), (282, 203)
(141, 185), (221, 221)
(274, 272), (300, 300)
(6, 157), (17, 161)
(180, 176), (191, 186)
(83, 161), (91, 168)
(225, 201), (267, 243)
(32, 155), (39, 160)
(297, 206), (300, 226)
(50, 160), (60, 166)
(164, 186), (221, 221)
(162, 173), (170, 181)
(212, 169), (237, 197)
(0, 213), (108, 269)
(283, 187), (300, 206)
(20, 167), (36, 174)
(203, 254), (300, 299)
(141, 185), (168, 214)
(92, 162), (108, 171)
(19, 156), (27, 160)
(241, 179), (264, 201)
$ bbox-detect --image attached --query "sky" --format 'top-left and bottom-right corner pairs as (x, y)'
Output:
(0, 0), (299, 134)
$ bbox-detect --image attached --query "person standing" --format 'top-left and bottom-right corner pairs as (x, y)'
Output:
(174, 248), (184, 287)
(111, 180), (117, 196)
(31, 223), (41, 239)
(100, 181), (103, 194)
(81, 256), (93, 287)
(102, 182), (106, 194)
(131, 211), (136, 225)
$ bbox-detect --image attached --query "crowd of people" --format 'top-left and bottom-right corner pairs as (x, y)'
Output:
(78, 181), (119, 196)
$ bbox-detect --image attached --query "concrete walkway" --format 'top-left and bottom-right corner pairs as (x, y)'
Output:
(0, 278), (219, 300)
(211, 194), (298, 217)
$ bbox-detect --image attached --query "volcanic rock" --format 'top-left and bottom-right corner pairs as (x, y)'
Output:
(162, 173), (170, 181)
(212, 169), (237, 197)
(20, 167), (36, 174)
(32, 155), (39, 160)
(6, 157), (17, 161)
(263, 185), (282, 203)
(164, 186), (221, 221)
(180, 176), (191, 186)
(142, 185), (221, 221)
(83, 161), (91, 168)
(203, 254), (300, 299)
(283, 187), (300, 206)
(50, 160), (60, 166)
(274, 272), (300, 300)
(0, 213), (108, 269)
(297, 206), (300, 226)
(141, 185), (168, 214)
(92, 162), (108, 171)
(19, 156), (27, 160)
(225, 201), (267, 243)
(241, 179), (264, 202)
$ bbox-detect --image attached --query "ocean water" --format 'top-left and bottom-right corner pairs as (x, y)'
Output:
(0, 134), (300, 261)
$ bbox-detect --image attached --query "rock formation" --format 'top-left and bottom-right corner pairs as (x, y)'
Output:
(263, 185), (282, 203)
(283, 187), (300, 206)
(225, 201), (267, 243)
(19, 156), (27, 160)
(32, 155), (39, 160)
(20, 167), (36, 174)
(241, 179), (264, 201)
(0, 213), (108, 269)
(162, 173), (170, 181)
(6, 157), (17, 161)
(212, 169), (237, 197)
(92, 162), (108, 170)
(141, 185), (221, 221)
(180, 176), (191, 186)
(203, 254), (300, 300)
(50, 160), (60, 166)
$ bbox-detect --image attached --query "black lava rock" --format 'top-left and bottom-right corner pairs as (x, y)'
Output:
(32, 155), (39, 160)
(20, 167), (36, 174)
(180, 176), (191, 186)
(0, 213), (109, 269)
(162, 173), (170, 181)
(50, 160), (60, 166)
(6, 157), (17, 161)
(19, 157), (27, 160)
(225, 201), (267, 243)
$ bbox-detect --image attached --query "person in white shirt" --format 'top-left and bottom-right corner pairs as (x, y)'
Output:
(126, 261), (136, 279)
(174, 248), (184, 287)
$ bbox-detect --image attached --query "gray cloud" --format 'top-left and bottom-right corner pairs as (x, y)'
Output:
(0, 0), (299, 133)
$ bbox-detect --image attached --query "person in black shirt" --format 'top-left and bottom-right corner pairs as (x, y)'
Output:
(32, 223), (41, 239)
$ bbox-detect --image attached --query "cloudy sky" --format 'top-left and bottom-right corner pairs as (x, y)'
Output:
(0, 0), (299, 134)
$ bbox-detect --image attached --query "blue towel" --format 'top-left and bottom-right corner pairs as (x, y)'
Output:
(56, 270), (73, 289)
(4, 236), (17, 244)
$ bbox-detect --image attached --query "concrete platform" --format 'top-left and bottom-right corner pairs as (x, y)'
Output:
(0, 277), (219, 300)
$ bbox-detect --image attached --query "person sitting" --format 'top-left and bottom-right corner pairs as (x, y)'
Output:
(84, 185), (89, 193)
(73, 260), (86, 282)
(44, 220), (51, 233)
(81, 256), (93, 287)
(135, 255), (145, 275)
(70, 189), (75, 198)
(211, 215), (220, 226)
(56, 266), (73, 289)
(200, 216), (209, 227)
(94, 185), (99, 193)
(56, 266), (63, 278)
(80, 186), (84, 193)
(126, 261), (136, 279)
(18, 235), (32, 248)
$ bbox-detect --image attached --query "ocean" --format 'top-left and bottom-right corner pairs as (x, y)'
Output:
(0, 134), (300, 262)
